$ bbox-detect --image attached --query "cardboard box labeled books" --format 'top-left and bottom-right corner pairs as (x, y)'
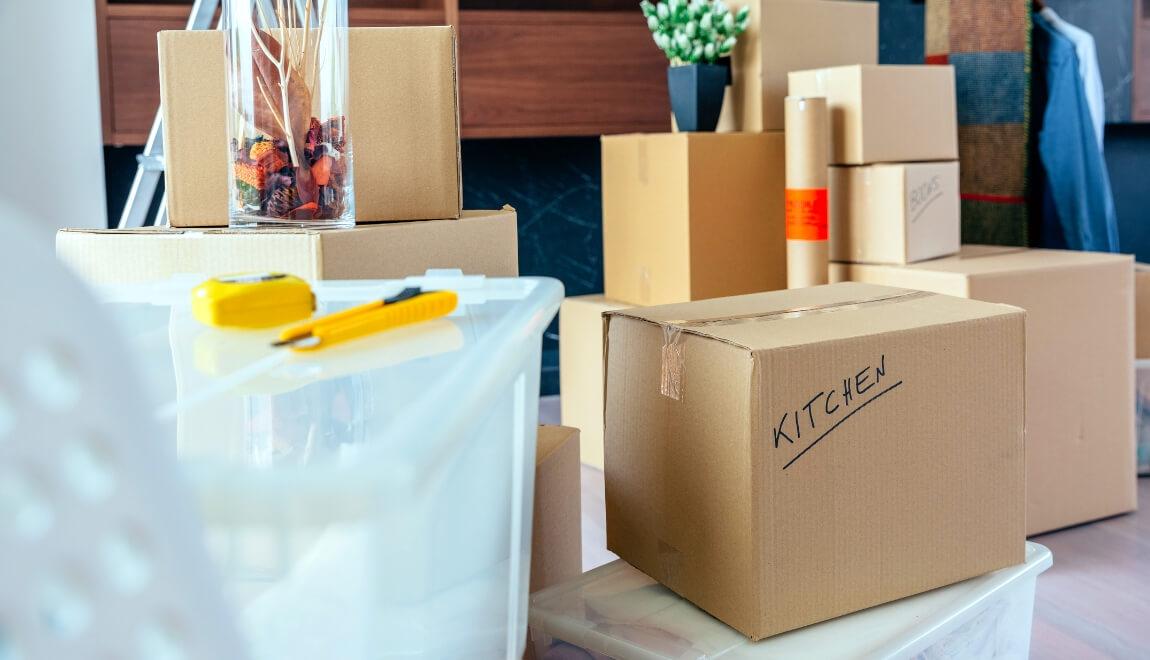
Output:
(601, 132), (786, 307)
(830, 161), (960, 264)
(559, 295), (631, 469)
(158, 27), (461, 228)
(788, 64), (959, 165)
(832, 247), (1136, 534)
(604, 282), (1026, 640)
(57, 209), (517, 285)
(731, 0), (877, 132)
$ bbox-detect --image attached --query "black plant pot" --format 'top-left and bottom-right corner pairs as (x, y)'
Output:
(667, 63), (728, 132)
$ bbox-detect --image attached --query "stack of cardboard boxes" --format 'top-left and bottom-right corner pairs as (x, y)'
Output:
(553, 17), (1138, 650)
(562, 0), (879, 468)
(788, 64), (962, 266)
(56, 27), (520, 284)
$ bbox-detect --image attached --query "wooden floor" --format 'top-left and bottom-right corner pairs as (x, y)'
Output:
(548, 394), (1150, 658)
(1030, 480), (1150, 659)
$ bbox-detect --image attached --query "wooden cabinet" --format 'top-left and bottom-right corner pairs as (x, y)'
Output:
(95, 0), (671, 144)
(458, 10), (668, 137)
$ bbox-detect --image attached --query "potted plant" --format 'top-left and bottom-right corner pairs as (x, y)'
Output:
(642, 0), (750, 132)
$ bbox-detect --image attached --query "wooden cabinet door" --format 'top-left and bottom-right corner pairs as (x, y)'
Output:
(105, 6), (189, 144)
(458, 10), (670, 137)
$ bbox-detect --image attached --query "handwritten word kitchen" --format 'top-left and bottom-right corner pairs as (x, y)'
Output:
(773, 355), (904, 469)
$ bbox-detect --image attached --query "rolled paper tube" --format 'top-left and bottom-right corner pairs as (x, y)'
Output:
(785, 96), (830, 289)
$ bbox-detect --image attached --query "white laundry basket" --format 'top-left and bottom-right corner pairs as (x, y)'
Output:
(102, 272), (564, 659)
(529, 542), (1052, 660)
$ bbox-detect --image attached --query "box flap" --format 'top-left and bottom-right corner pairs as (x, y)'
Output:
(606, 282), (1020, 352)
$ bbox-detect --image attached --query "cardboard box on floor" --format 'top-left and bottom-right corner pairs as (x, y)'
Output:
(1136, 264), (1150, 359)
(158, 27), (461, 228)
(730, 0), (877, 131)
(830, 161), (961, 264)
(788, 64), (959, 165)
(832, 247), (1136, 535)
(525, 425), (583, 660)
(532, 425), (583, 592)
(56, 209), (517, 285)
(559, 295), (631, 469)
(603, 282), (1026, 640)
(601, 132), (786, 307)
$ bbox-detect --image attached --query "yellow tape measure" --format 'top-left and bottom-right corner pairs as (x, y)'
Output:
(192, 273), (315, 329)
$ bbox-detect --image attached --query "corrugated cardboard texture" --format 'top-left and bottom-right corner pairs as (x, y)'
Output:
(830, 161), (960, 264)
(604, 282), (1026, 640)
(788, 65), (959, 165)
(732, 0), (877, 131)
(559, 295), (631, 469)
(601, 133), (786, 307)
(832, 246), (1137, 534)
(158, 27), (461, 227)
(1136, 264), (1150, 359)
(532, 425), (583, 593)
(56, 209), (517, 285)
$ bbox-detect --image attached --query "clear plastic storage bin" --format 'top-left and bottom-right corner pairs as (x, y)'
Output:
(1137, 359), (1150, 476)
(529, 543), (1052, 660)
(102, 273), (563, 659)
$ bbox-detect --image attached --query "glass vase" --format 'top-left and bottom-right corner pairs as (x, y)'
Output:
(225, 0), (354, 228)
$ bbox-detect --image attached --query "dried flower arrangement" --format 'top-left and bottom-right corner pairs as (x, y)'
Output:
(230, 0), (351, 224)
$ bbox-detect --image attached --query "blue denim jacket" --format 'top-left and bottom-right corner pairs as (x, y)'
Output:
(1032, 12), (1119, 252)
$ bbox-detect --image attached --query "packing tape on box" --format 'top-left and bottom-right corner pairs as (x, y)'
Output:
(657, 290), (933, 401)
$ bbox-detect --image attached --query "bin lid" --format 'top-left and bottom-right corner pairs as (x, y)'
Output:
(96, 272), (562, 483)
(529, 542), (1052, 660)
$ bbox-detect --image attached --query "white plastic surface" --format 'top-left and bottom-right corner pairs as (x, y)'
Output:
(0, 222), (246, 659)
(99, 272), (563, 659)
(529, 543), (1052, 660)
(1136, 359), (1150, 476)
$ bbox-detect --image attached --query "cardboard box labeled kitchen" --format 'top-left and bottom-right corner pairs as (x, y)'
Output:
(602, 282), (1025, 643)
(559, 295), (631, 469)
(731, 0), (877, 131)
(56, 209), (517, 285)
(532, 425), (583, 593)
(832, 247), (1136, 534)
(788, 64), (959, 165)
(830, 161), (960, 264)
(604, 282), (1026, 640)
(601, 132), (786, 307)
(158, 27), (461, 228)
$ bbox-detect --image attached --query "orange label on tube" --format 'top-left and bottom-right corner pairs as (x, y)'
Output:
(785, 188), (829, 241)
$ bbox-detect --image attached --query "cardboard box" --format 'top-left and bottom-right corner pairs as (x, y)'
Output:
(603, 282), (1026, 640)
(559, 295), (631, 469)
(830, 161), (961, 264)
(731, 0), (878, 132)
(788, 64), (959, 165)
(832, 247), (1136, 534)
(56, 209), (518, 285)
(601, 132), (786, 307)
(1136, 264), (1150, 359)
(532, 425), (583, 593)
(158, 27), (461, 228)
